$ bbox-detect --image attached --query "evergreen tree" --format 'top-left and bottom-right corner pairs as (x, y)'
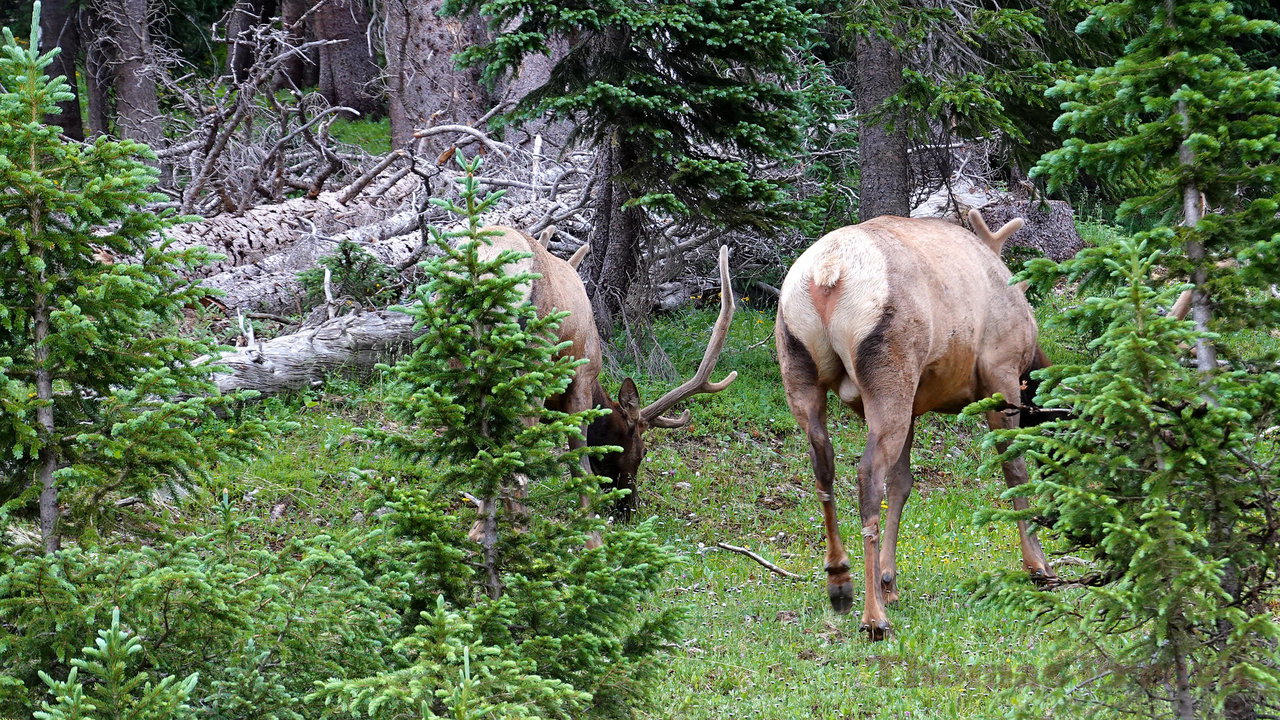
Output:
(0, 4), (274, 551)
(974, 2), (1280, 717)
(827, 0), (1109, 217)
(446, 0), (814, 339)
(35, 608), (199, 720)
(316, 156), (682, 718)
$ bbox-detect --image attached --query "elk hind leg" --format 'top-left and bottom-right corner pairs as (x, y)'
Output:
(785, 380), (853, 614)
(878, 423), (915, 604)
(855, 402), (912, 641)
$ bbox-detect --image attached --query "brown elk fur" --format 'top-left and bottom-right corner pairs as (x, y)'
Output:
(775, 210), (1057, 640)
(476, 227), (735, 522)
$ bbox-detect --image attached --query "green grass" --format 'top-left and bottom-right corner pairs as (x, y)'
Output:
(330, 117), (392, 156)
(196, 302), (1074, 718)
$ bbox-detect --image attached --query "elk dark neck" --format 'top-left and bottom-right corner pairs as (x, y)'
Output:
(1019, 345), (1060, 426)
(586, 380), (623, 449)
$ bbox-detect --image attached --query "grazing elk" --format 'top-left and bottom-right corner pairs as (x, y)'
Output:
(775, 209), (1057, 640)
(479, 226), (737, 517)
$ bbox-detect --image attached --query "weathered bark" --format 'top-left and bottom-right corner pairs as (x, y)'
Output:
(312, 0), (381, 117)
(39, 0), (84, 140)
(979, 200), (1084, 262)
(198, 198), (559, 315)
(381, 0), (489, 148)
(855, 33), (909, 221)
(200, 224), (426, 315)
(276, 0), (319, 89)
(163, 172), (420, 278)
(211, 310), (419, 397)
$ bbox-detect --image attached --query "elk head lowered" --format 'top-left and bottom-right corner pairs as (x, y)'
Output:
(775, 209), (1057, 641)
(481, 227), (737, 518)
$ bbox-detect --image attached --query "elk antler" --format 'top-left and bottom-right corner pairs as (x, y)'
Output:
(641, 245), (738, 428)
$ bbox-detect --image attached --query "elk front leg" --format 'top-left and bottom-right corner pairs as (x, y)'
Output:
(985, 397), (1057, 585)
(878, 424), (915, 604)
(570, 431), (603, 550)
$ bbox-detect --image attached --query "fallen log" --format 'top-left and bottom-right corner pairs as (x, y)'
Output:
(199, 198), (572, 316)
(164, 172), (422, 278)
(212, 310), (419, 397)
(201, 231), (429, 316)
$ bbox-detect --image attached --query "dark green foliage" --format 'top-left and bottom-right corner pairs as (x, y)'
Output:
(0, 494), (398, 719)
(0, 8), (276, 544)
(315, 156), (682, 718)
(297, 239), (400, 311)
(973, 2), (1280, 716)
(447, 0), (816, 232)
(972, 241), (1280, 717)
(832, 0), (1108, 173)
(34, 608), (199, 720)
(1033, 0), (1280, 341)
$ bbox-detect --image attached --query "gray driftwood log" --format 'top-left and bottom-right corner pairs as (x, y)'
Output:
(212, 310), (419, 397)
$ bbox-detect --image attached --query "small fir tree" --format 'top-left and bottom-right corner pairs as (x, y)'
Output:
(0, 4), (274, 551)
(445, 0), (814, 337)
(973, 241), (1280, 718)
(975, 2), (1280, 717)
(319, 156), (681, 718)
(34, 608), (199, 720)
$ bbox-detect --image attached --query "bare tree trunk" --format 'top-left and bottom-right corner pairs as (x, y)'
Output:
(39, 0), (84, 140)
(584, 137), (643, 340)
(81, 11), (111, 136)
(99, 0), (163, 153)
(211, 310), (420, 397)
(226, 0), (262, 83)
(312, 0), (381, 117)
(381, 0), (489, 149)
(163, 172), (421, 278)
(855, 33), (909, 221)
(276, 0), (319, 89)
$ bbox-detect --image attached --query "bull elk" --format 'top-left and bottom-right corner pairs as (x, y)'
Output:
(775, 210), (1057, 640)
(480, 226), (737, 517)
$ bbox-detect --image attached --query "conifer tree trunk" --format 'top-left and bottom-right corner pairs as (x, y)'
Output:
(225, 0), (261, 84)
(855, 33), (909, 221)
(39, 0), (83, 140)
(313, 0), (381, 117)
(585, 136), (643, 339)
(100, 0), (163, 152)
(82, 14), (111, 137)
(30, 193), (59, 552)
(381, 0), (489, 148)
(276, 0), (318, 89)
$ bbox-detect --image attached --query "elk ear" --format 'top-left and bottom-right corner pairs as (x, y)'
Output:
(618, 378), (642, 422)
(1015, 280), (1030, 295)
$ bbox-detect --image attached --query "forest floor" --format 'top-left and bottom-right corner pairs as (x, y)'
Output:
(196, 288), (1119, 720)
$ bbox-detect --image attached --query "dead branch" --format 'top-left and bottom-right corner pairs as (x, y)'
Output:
(716, 542), (802, 580)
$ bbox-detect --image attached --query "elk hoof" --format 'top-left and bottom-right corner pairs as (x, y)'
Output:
(827, 581), (854, 614)
(860, 617), (892, 641)
(1028, 567), (1060, 588)
(880, 572), (899, 604)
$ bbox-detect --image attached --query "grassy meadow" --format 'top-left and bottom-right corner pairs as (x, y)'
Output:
(186, 282), (1117, 719)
